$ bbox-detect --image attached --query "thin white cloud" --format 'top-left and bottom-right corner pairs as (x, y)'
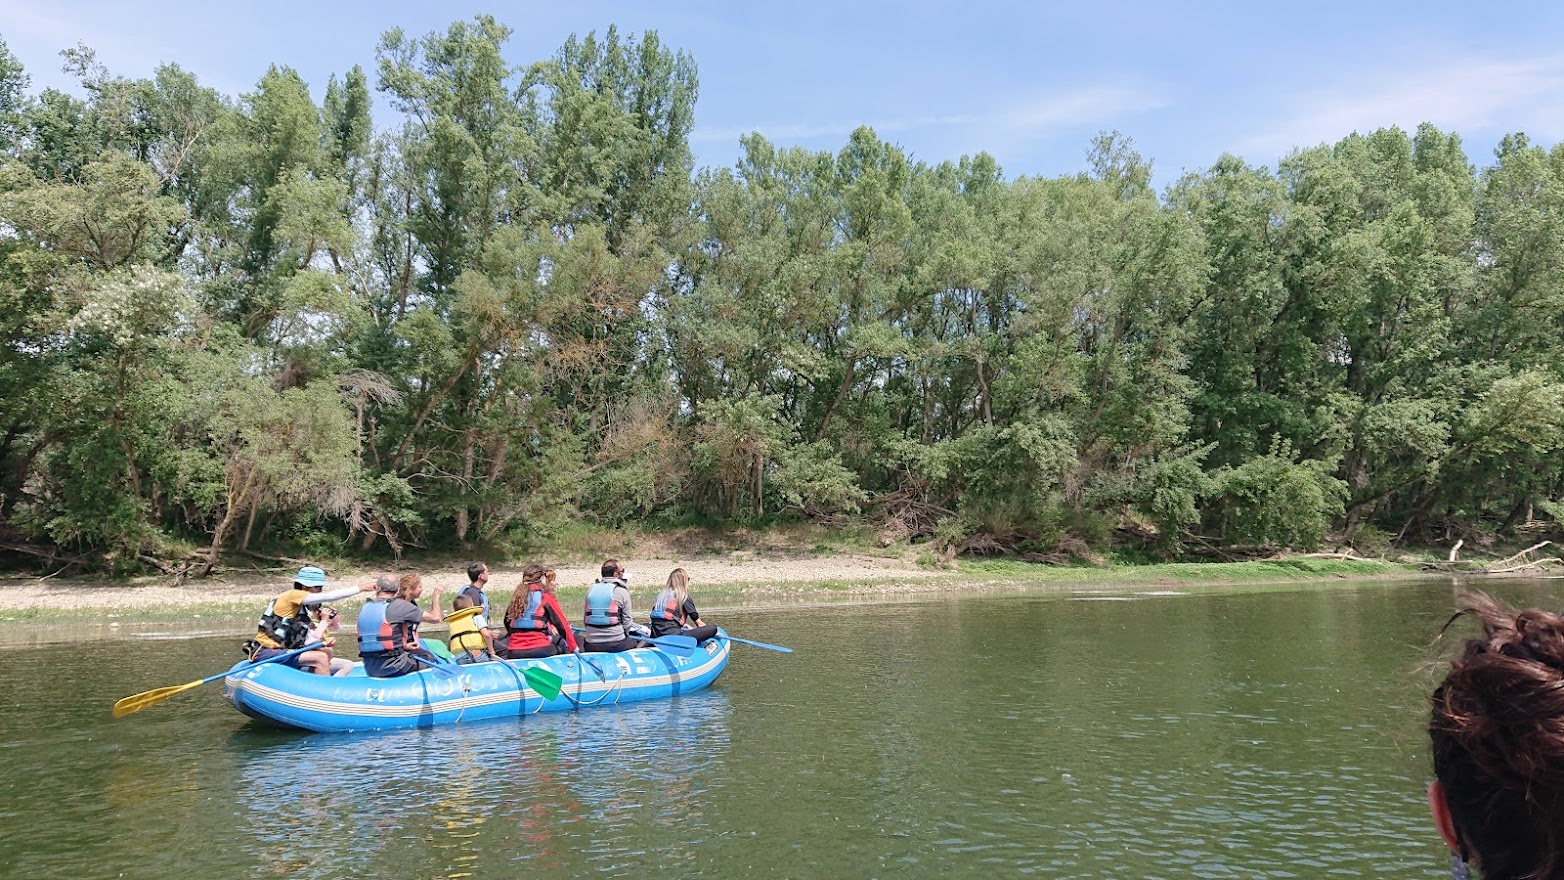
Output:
(1241, 54), (1564, 157)
(692, 84), (1169, 151)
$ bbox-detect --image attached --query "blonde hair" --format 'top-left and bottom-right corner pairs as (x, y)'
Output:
(396, 572), (422, 601)
(666, 568), (690, 606)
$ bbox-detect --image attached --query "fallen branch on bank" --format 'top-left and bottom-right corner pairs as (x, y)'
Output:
(240, 549), (315, 568)
(1415, 541), (1563, 574)
(1277, 551), (1367, 561)
(1486, 541), (1553, 571)
(1485, 557), (1564, 574)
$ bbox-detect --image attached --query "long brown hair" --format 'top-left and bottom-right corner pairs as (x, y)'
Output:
(396, 572), (421, 602)
(503, 564), (548, 622)
(1430, 592), (1564, 879)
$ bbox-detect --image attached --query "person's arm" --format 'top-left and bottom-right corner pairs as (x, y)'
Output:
(471, 612), (497, 653)
(392, 605), (420, 650)
(618, 586), (637, 632)
(545, 595), (578, 652)
(420, 586), (445, 623)
(302, 582), (373, 605)
(685, 597), (705, 628)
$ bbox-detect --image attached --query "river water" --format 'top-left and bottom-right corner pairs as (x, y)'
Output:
(0, 578), (1533, 879)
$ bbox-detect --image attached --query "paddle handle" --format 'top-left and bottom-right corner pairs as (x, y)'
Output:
(724, 634), (793, 654)
(570, 626), (697, 654)
(410, 653), (462, 677)
(206, 640), (327, 685)
(573, 649), (607, 681)
(111, 641), (327, 718)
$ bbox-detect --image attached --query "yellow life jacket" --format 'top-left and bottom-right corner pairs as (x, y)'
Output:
(448, 611), (486, 654)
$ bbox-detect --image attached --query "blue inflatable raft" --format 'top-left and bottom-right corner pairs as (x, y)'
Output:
(224, 632), (730, 733)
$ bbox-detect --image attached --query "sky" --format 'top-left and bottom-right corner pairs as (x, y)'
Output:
(2, 0), (1562, 186)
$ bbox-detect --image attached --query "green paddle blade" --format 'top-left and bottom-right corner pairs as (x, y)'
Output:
(424, 638), (454, 660)
(523, 666), (563, 700)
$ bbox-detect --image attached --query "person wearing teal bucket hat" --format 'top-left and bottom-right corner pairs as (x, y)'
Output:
(243, 565), (375, 675)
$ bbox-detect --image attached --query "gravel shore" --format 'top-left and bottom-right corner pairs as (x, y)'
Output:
(0, 553), (949, 614)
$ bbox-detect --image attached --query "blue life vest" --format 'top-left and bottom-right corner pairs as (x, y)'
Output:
(357, 599), (392, 654)
(459, 585), (489, 618)
(583, 580), (624, 627)
(649, 587), (684, 624)
(507, 586), (548, 633)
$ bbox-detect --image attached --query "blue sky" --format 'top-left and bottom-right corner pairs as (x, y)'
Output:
(3, 0), (1562, 185)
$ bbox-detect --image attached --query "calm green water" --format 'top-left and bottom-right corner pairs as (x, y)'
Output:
(0, 578), (1537, 879)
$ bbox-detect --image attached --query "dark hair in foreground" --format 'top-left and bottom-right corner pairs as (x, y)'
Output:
(1430, 592), (1564, 879)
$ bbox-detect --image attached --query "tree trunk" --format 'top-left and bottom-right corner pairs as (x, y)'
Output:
(455, 429), (476, 543)
(976, 355), (994, 426)
(240, 503), (261, 551)
(203, 467), (257, 576)
(813, 354), (859, 441)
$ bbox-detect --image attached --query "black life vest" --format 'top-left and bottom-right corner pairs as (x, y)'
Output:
(257, 594), (311, 649)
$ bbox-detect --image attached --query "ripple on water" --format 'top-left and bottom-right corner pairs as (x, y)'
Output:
(0, 587), (1460, 879)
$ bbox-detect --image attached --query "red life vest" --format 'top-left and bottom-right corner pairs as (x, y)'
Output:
(376, 600), (418, 652)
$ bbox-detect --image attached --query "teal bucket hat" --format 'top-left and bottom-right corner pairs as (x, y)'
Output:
(294, 566), (328, 589)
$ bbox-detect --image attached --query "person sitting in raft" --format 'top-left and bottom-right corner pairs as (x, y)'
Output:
(355, 573), (399, 663)
(649, 567), (719, 644)
(305, 603), (354, 676)
(448, 592), (497, 664)
(457, 560), (502, 657)
(580, 559), (648, 653)
(247, 565), (374, 675)
(503, 563), (579, 658)
(1427, 591), (1564, 880)
(361, 572), (445, 678)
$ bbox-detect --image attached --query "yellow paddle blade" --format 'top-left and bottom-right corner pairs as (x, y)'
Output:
(444, 605), (483, 623)
(112, 679), (204, 718)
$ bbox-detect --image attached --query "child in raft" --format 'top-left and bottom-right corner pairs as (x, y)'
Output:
(448, 592), (497, 664)
(305, 604), (355, 675)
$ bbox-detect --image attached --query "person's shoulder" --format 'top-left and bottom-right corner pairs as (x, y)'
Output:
(273, 588), (307, 609)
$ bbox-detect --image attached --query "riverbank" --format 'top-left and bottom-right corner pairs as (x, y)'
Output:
(0, 554), (1434, 644)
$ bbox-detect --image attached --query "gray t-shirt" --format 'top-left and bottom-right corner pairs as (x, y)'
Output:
(384, 598), (423, 647)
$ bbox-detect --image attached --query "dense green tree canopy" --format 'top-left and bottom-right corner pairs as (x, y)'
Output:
(2, 18), (1562, 572)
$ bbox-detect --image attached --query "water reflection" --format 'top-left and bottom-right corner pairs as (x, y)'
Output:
(227, 692), (731, 878)
(0, 582), (1501, 879)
